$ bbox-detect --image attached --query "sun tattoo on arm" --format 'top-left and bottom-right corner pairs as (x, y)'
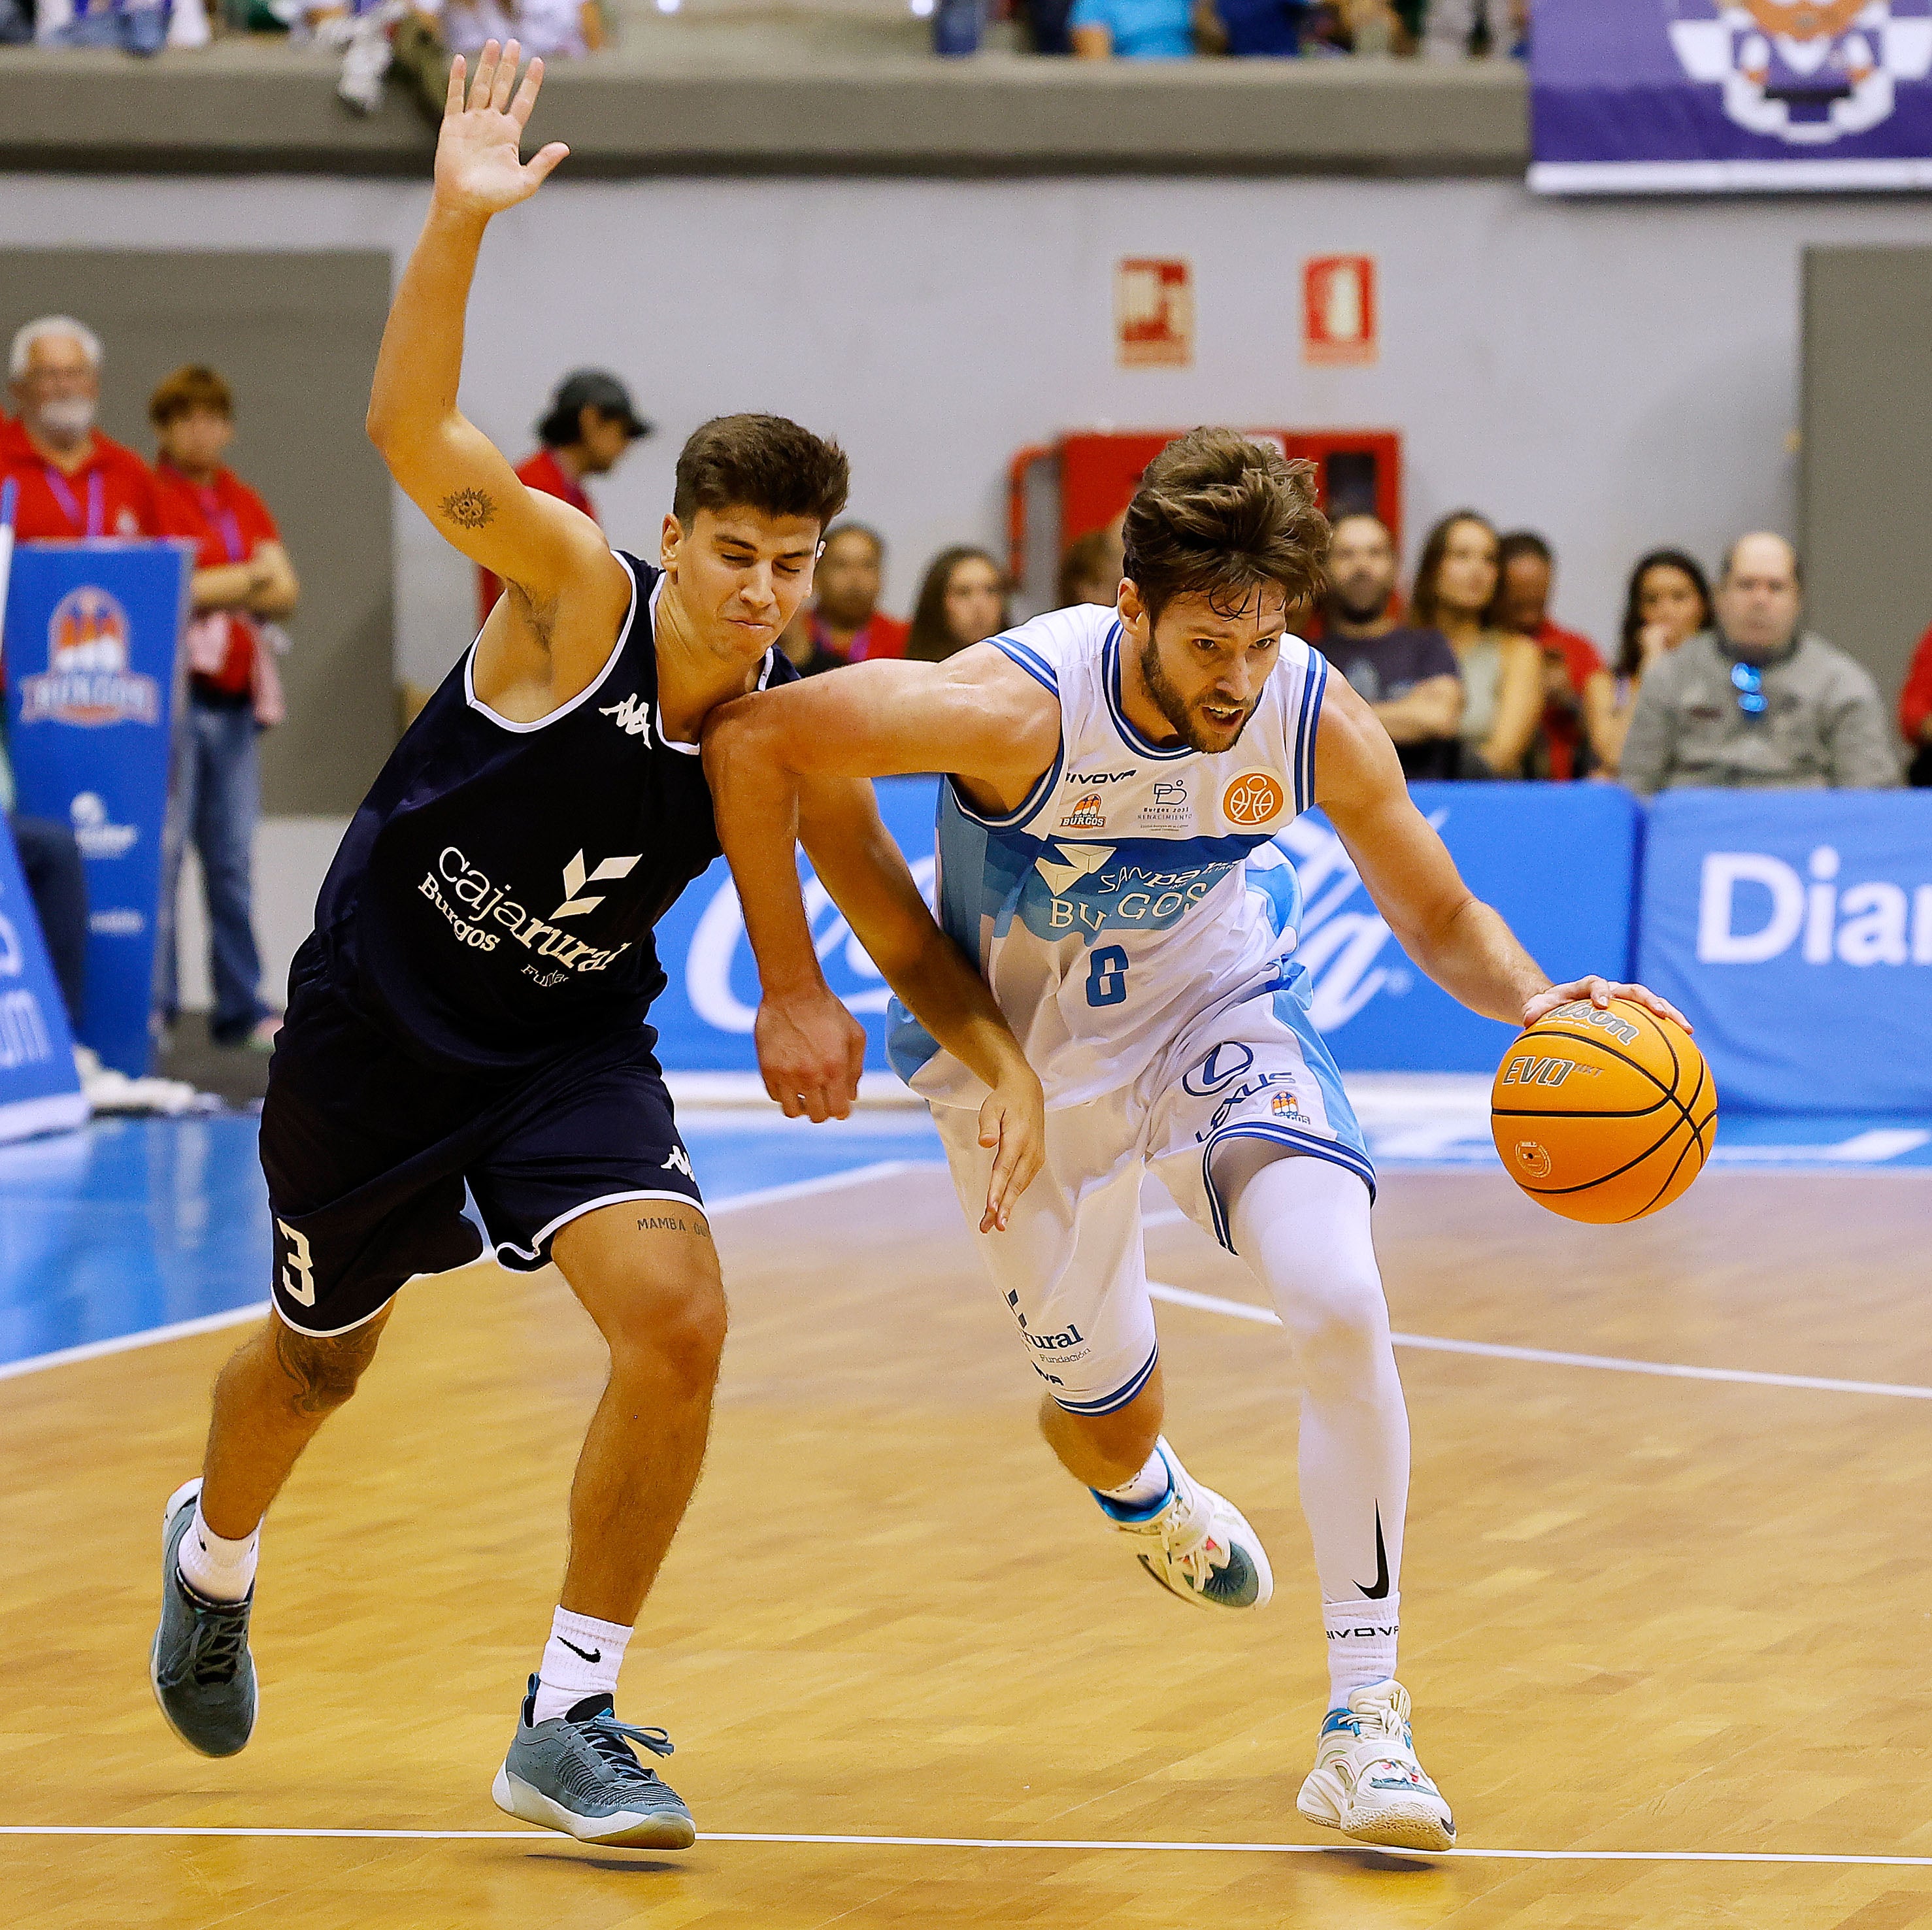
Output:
(441, 488), (495, 531)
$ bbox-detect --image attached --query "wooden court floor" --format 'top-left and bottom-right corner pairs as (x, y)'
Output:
(5, 1163), (1932, 1929)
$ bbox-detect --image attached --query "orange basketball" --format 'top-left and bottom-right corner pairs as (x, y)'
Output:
(1490, 997), (1717, 1224)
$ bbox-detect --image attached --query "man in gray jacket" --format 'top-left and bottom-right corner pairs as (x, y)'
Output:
(1620, 533), (1899, 795)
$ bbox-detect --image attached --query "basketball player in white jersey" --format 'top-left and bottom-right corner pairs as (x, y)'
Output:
(703, 431), (1685, 1852)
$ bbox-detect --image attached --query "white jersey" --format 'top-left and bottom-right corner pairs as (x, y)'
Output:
(888, 603), (1328, 1110)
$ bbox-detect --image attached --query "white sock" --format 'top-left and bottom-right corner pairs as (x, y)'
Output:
(531, 1608), (632, 1725)
(1224, 1155), (1410, 1706)
(1324, 1591), (1399, 1707)
(176, 1500), (259, 1604)
(1096, 1446), (1172, 1512)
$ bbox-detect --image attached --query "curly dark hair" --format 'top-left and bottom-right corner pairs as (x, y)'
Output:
(671, 413), (849, 533)
(1120, 427), (1329, 625)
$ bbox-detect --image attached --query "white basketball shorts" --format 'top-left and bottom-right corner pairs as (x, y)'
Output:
(932, 961), (1374, 1416)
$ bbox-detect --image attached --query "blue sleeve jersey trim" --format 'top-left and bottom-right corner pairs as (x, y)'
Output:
(991, 635), (1060, 695)
(1291, 644), (1327, 817)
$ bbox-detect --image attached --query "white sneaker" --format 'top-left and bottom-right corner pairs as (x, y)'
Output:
(1296, 1680), (1455, 1852)
(1092, 1438), (1273, 1610)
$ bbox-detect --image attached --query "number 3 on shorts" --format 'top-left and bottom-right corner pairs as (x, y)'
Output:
(277, 1218), (317, 1307)
(1086, 944), (1129, 1008)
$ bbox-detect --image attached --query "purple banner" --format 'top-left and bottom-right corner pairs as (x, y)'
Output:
(1531, 0), (1932, 192)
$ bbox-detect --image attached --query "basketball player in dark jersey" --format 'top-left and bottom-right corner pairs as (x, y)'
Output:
(148, 43), (1045, 1850)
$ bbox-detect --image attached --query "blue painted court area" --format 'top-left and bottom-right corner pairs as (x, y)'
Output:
(0, 1099), (1925, 1376)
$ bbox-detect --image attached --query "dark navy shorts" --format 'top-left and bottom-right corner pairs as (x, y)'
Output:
(259, 985), (702, 1338)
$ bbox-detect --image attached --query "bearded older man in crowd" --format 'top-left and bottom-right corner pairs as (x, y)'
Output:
(1618, 533), (1899, 795)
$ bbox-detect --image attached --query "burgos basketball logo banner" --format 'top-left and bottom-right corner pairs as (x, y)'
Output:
(1531, 0), (1932, 192)
(3, 541), (191, 1078)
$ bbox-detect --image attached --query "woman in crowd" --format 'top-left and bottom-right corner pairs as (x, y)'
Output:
(1406, 510), (1542, 777)
(1595, 548), (1712, 776)
(906, 545), (1010, 663)
(150, 364), (299, 1050)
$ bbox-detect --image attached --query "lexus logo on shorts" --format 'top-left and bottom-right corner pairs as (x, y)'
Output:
(1182, 1041), (1256, 1096)
(1222, 771), (1285, 827)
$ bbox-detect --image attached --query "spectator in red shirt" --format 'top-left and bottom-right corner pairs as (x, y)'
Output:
(476, 369), (650, 627)
(780, 522), (910, 676)
(2, 315), (160, 544)
(1494, 529), (1614, 779)
(1901, 620), (1932, 788)
(149, 365), (300, 1050)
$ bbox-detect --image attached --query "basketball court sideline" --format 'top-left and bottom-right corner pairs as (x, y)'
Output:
(4, 1155), (1931, 1929)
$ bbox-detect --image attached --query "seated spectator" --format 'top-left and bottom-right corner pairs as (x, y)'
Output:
(1058, 521), (1125, 608)
(780, 522), (908, 678)
(1314, 511), (1463, 780)
(1071, 0), (1198, 58)
(1597, 548), (1712, 776)
(1205, 0), (1306, 56)
(1493, 529), (1612, 780)
(1407, 510), (1542, 778)
(2, 316), (159, 542)
(478, 369), (649, 627)
(1619, 533), (1899, 795)
(441, 0), (604, 61)
(1421, 0), (1522, 58)
(1901, 619), (1932, 788)
(150, 365), (301, 1050)
(906, 546), (1010, 663)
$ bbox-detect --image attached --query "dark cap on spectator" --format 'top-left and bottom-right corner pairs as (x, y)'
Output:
(539, 369), (653, 447)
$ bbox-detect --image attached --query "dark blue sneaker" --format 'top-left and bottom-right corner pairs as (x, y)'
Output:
(492, 1674), (695, 1848)
(149, 1478), (258, 1757)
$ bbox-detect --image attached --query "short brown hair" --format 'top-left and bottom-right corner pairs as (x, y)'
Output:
(149, 364), (233, 429)
(672, 412), (849, 533)
(1120, 427), (1327, 624)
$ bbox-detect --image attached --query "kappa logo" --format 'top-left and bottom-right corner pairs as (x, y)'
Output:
(1222, 771), (1285, 827)
(600, 693), (652, 737)
(1059, 793), (1108, 831)
(552, 850), (642, 920)
(662, 1145), (695, 1178)
(1669, 1), (1932, 145)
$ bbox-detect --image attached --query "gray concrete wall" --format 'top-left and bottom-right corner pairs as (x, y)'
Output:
(1801, 246), (1932, 725)
(4, 172), (1928, 720)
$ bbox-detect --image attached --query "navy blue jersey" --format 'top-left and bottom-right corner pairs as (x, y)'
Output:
(301, 552), (794, 1074)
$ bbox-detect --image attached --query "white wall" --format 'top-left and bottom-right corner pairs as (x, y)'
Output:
(4, 172), (1928, 690)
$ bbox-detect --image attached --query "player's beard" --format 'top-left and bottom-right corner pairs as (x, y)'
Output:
(1137, 634), (1257, 755)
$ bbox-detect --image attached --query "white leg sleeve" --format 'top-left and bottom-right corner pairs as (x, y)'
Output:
(1224, 1151), (1409, 1689)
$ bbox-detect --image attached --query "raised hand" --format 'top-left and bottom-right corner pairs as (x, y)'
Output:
(434, 39), (569, 220)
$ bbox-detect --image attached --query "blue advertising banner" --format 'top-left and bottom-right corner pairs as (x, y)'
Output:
(0, 820), (87, 1142)
(1531, 0), (1932, 193)
(1637, 789), (1932, 1113)
(650, 776), (1640, 1080)
(653, 775), (942, 1071)
(1282, 783), (1641, 1074)
(3, 541), (190, 1077)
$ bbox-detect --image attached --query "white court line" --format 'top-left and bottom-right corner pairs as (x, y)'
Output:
(0, 1161), (947, 1386)
(1146, 1282), (1932, 1401)
(4, 1825), (1932, 1867)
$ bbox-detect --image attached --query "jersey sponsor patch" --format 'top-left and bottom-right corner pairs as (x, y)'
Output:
(1222, 771), (1286, 827)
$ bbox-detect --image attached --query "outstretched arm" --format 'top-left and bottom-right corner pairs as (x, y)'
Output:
(1314, 673), (1688, 1031)
(792, 775), (1044, 1231)
(701, 648), (1059, 1127)
(365, 42), (617, 617)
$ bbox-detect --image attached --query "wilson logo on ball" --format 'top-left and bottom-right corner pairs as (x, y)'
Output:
(1513, 1142), (1554, 1179)
(1222, 772), (1285, 826)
